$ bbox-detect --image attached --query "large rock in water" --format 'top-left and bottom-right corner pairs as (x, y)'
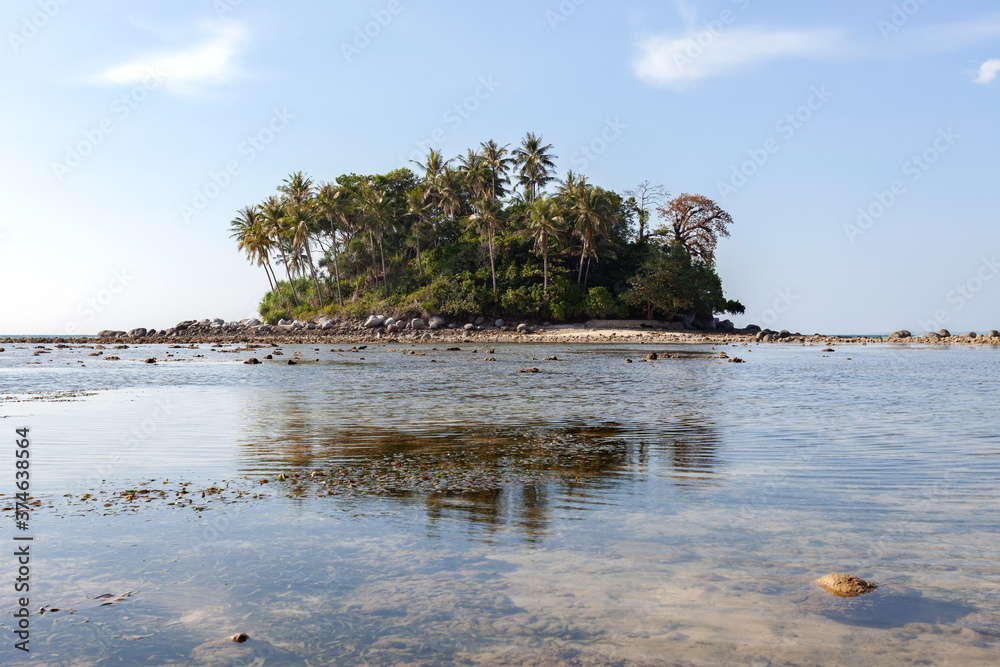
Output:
(815, 573), (878, 598)
(127, 328), (147, 338)
(97, 330), (125, 339)
(364, 315), (385, 329)
(888, 330), (911, 340)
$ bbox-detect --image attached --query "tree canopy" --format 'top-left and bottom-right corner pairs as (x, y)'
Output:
(228, 132), (744, 324)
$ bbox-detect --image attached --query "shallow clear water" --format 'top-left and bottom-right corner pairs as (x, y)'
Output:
(1, 340), (999, 665)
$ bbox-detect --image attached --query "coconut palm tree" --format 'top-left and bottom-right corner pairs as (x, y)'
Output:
(466, 196), (500, 298)
(458, 148), (487, 200)
(230, 205), (277, 291)
(358, 179), (391, 291)
(406, 185), (431, 276)
(521, 197), (563, 293)
(570, 184), (612, 288)
(413, 149), (447, 209)
(260, 195), (300, 305)
(480, 139), (512, 205)
(279, 172), (323, 308)
(513, 132), (557, 204)
(316, 182), (350, 307)
(437, 166), (463, 223)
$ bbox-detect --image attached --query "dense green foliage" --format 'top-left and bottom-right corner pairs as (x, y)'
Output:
(230, 133), (744, 324)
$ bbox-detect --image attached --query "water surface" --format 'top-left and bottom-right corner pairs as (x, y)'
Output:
(1, 340), (998, 665)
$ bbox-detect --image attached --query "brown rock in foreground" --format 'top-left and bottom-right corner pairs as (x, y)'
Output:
(815, 573), (878, 597)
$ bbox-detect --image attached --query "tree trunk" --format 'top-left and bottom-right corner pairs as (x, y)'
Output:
(328, 221), (344, 307)
(542, 236), (548, 293)
(415, 219), (423, 276)
(304, 239), (324, 309)
(378, 231), (388, 292)
(277, 245), (299, 304)
(577, 239), (587, 286)
(488, 228), (497, 297)
(263, 260), (275, 292)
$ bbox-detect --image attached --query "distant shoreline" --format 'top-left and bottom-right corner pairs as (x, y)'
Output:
(2, 319), (998, 346)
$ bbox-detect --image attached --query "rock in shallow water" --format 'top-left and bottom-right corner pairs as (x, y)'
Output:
(815, 573), (877, 597)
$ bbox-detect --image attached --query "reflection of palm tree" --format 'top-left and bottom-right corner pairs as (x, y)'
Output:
(521, 197), (563, 292)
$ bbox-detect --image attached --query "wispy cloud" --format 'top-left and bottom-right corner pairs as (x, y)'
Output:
(96, 23), (247, 95)
(633, 26), (845, 89)
(973, 58), (1000, 84)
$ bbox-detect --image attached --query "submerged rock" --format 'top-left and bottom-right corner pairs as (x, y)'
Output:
(816, 573), (878, 598)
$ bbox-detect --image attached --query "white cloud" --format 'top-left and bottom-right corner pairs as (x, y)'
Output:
(633, 26), (844, 89)
(97, 24), (247, 94)
(974, 58), (1000, 84)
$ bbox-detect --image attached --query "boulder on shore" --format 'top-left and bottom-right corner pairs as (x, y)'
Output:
(494, 318), (505, 328)
(97, 330), (125, 339)
(429, 316), (446, 330)
(989, 330), (1000, 338)
(364, 315), (385, 329)
(815, 573), (878, 598)
(888, 330), (911, 340)
(411, 318), (427, 330)
(128, 328), (147, 338)
(938, 329), (951, 337)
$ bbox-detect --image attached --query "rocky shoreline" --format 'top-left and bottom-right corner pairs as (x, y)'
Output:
(3, 317), (999, 347)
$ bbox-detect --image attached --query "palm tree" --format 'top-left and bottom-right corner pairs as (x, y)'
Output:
(437, 166), (463, 223)
(521, 197), (563, 293)
(316, 182), (350, 307)
(230, 205), (277, 291)
(458, 148), (487, 200)
(358, 180), (391, 291)
(569, 184), (612, 288)
(406, 185), (430, 276)
(513, 132), (557, 204)
(481, 140), (512, 205)
(413, 149), (447, 209)
(260, 195), (299, 305)
(466, 196), (500, 298)
(278, 172), (323, 308)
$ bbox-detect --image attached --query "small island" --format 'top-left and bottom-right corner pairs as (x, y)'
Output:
(228, 132), (746, 329)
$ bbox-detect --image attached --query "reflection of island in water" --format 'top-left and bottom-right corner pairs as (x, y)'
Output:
(237, 404), (724, 540)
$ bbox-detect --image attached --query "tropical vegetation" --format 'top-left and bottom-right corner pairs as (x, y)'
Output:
(229, 133), (745, 325)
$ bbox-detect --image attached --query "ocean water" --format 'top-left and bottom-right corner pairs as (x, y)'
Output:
(1, 340), (998, 665)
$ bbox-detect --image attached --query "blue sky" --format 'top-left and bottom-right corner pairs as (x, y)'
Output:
(1, 0), (998, 335)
